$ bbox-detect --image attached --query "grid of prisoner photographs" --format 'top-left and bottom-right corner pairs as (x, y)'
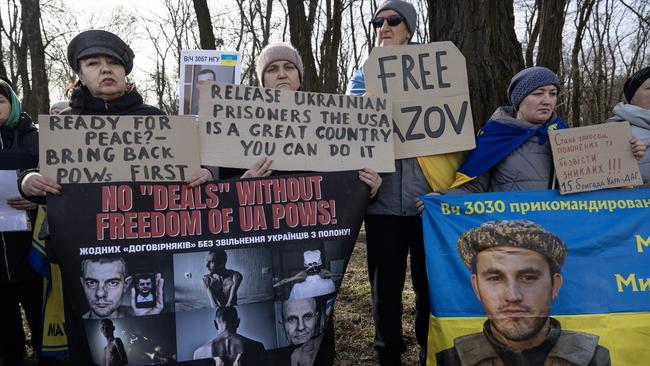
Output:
(78, 237), (351, 365)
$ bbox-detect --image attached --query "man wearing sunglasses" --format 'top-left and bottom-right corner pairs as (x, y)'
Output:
(346, 1), (429, 365)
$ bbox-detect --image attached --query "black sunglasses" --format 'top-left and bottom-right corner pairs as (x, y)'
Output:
(371, 15), (404, 29)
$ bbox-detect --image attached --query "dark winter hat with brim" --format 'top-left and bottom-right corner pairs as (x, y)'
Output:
(374, 0), (417, 38)
(624, 66), (650, 103)
(67, 30), (135, 75)
(507, 66), (560, 110)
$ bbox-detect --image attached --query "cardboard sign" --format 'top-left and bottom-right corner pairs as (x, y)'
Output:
(364, 42), (475, 159)
(38, 115), (201, 183)
(550, 122), (642, 194)
(199, 82), (395, 172)
(179, 50), (242, 115)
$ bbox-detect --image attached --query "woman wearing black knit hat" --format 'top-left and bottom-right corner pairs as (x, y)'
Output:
(608, 66), (650, 183)
(20, 29), (213, 201)
(0, 77), (46, 365)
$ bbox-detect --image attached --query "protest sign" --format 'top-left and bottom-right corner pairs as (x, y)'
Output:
(47, 171), (369, 365)
(38, 115), (201, 184)
(421, 189), (650, 365)
(0, 170), (29, 231)
(364, 42), (475, 159)
(199, 82), (395, 172)
(179, 50), (242, 115)
(550, 122), (642, 194)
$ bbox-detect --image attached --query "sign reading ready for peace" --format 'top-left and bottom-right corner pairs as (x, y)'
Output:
(38, 115), (201, 184)
(199, 82), (395, 173)
(364, 42), (475, 159)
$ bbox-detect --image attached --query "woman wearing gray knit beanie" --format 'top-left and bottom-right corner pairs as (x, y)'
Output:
(438, 66), (645, 195)
(607, 66), (650, 183)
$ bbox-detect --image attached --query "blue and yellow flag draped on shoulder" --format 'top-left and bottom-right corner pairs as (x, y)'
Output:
(450, 116), (567, 188)
(420, 188), (650, 365)
(27, 206), (68, 356)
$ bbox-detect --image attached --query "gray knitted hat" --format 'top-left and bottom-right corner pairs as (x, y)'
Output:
(507, 67), (560, 110)
(256, 43), (304, 88)
(374, 0), (417, 37)
(67, 30), (135, 75)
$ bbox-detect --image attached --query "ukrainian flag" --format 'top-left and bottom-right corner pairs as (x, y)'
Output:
(220, 53), (238, 66)
(421, 189), (650, 365)
(450, 117), (567, 188)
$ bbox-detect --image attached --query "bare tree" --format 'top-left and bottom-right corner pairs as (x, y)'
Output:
(570, 0), (597, 126)
(428, 0), (525, 128)
(193, 0), (216, 49)
(536, 0), (567, 74)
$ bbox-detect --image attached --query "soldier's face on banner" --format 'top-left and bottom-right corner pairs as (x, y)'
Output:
(80, 260), (131, 318)
(282, 298), (318, 345)
(471, 247), (562, 344)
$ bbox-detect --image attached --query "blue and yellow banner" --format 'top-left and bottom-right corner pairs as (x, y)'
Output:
(421, 188), (650, 365)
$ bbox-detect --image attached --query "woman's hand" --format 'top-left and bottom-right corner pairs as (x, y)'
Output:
(187, 168), (213, 188)
(7, 196), (37, 211)
(242, 157), (273, 178)
(631, 138), (647, 160)
(416, 192), (441, 215)
(358, 168), (382, 197)
(21, 173), (61, 196)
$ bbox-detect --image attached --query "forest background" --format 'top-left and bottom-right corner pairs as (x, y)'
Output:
(2, 1), (649, 364)
(1, 0), (649, 129)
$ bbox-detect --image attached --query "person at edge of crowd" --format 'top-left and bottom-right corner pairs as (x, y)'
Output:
(243, 41), (382, 366)
(0, 76), (49, 366)
(100, 319), (128, 366)
(192, 306), (266, 364)
(18, 29), (214, 204)
(346, 1), (467, 364)
(436, 220), (611, 366)
(49, 100), (68, 115)
(607, 66), (650, 183)
(416, 66), (646, 203)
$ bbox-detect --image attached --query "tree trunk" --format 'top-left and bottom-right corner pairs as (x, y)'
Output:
(428, 0), (524, 129)
(570, 0), (597, 127)
(20, 0), (49, 115)
(536, 0), (567, 74)
(286, 0), (320, 92)
(320, 0), (343, 93)
(192, 0), (216, 49)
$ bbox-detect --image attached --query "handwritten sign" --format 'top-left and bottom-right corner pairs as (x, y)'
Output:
(199, 82), (395, 172)
(550, 122), (642, 194)
(38, 115), (201, 183)
(364, 42), (475, 159)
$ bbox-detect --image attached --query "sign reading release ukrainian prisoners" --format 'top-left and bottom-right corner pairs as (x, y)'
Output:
(38, 115), (201, 183)
(550, 122), (642, 194)
(364, 42), (476, 159)
(421, 189), (650, 365)
(47, 171), (369, 365)
(199, 82), (395, 173)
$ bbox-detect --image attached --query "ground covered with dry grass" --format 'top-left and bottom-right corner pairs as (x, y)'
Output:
(22, 229), (420, 365)
(333, 229), (420, 365)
